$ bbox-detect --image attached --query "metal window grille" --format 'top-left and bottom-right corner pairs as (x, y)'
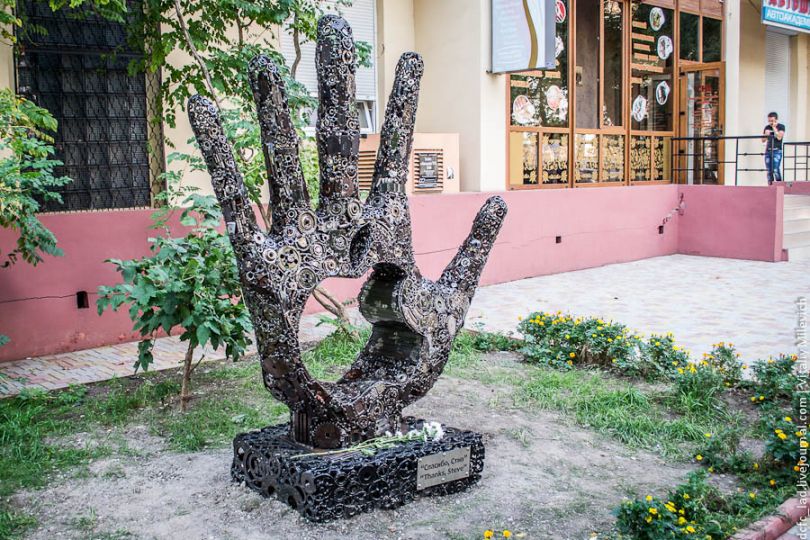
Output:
(15, 0), (164, 212)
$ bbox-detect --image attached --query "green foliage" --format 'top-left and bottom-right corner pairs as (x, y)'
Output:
(518, 311), (640, 372)
(615, 468), (794, 540)
(0, 385), (101, 496)
(0, 88), (71, 268)
(88, 378), (181, 425)
(0, 505), (37, 540)
(702, 341), (744, 387)
(302, 326), (371, 380)
(97, 191), (252, 372)
(671, 363), (726, 417)
(615, 471), (727, 539)
(763, 413), (805, 465)
(749, 354), (802, 404)
(637, 333), (690, 381)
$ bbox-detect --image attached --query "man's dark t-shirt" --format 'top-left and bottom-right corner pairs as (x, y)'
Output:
(764, 123), (786, 150)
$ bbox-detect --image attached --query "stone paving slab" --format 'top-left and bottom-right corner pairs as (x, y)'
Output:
(466, 254), (810, 365)
(2, 254), (808, 397)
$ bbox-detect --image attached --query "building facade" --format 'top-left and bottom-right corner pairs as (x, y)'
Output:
(0, 0), (807, 362)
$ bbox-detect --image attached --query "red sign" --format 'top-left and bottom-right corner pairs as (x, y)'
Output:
(555, 0), (567, 23)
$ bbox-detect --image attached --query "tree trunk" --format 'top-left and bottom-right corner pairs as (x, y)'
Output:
(180, 341), (195, 412)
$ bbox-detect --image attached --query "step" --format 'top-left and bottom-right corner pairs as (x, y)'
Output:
(784, 195), (810, 208)
(783, 206), (810, 220)
(783, 230), (810, 249)
(786, 245), (810, 262)
(783, 218), (810, 234)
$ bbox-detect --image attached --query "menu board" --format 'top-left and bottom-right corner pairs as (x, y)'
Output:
(492, 0), (556, 73)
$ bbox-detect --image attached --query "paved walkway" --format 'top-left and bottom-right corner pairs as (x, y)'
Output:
(0, 312), (355, 396)
(1, 255), (808, 397)
(467, 254), (808, 364)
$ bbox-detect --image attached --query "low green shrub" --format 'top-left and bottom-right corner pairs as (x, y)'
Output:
(615, 471), (724, 539)
(671, 363), (726, 416)
(636, 333), (690, 381)
(702, 342), (744, 387)
(518, 311), (638, 371)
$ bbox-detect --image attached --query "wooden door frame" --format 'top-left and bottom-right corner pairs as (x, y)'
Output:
(676, 61), (725, 184)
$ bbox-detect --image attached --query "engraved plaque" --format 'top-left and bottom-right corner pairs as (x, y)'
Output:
(416, 446), (471, 490)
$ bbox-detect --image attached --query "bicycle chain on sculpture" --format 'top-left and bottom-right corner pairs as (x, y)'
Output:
(188, 14), (508, 450)
(231, 418), (485, 522)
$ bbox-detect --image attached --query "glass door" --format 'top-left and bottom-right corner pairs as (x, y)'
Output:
(676, 64), (724, 184)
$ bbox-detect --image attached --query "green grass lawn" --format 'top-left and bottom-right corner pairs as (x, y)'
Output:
(0, 328), (800, 539)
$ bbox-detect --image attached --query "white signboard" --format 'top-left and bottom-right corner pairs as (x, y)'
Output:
(492, 0), (556, 73)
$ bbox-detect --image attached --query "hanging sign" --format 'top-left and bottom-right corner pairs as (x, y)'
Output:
(492, 0), (557, 73)
(762, 0), (810, 34)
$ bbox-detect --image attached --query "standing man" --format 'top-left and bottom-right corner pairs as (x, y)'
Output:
(762, 112), (786, 184)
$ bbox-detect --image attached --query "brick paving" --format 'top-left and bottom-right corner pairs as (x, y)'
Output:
(0, 310), (360, 397)
(2, 254), (808, 397)
(467, 254), (809, 365)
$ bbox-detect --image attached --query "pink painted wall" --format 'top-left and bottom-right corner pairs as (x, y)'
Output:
(0, 186), (680, 362)
(784, 183), (810, 196)
(676, 184), (784, 262)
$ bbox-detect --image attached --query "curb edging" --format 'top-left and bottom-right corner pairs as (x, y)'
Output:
(730, 497), (809, 540)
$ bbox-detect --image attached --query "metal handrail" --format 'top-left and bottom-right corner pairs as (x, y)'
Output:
(669, 135), (810, 186)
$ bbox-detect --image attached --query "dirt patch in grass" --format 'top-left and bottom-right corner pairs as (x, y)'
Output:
(12, 353), (697, 540)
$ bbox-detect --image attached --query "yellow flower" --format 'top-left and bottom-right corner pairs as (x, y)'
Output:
(704, 433), (712, 438)
(785, 416), (793, 422)
(517, 316), (523, 321)
(750, 397), (757, 402)
(649, 508), (658, 515)
(801, 440), (809, 448)
(795, 465), (801, 472)
(759, 396), (765, 401)
(683, 494), (690, 500)
(753, 463), (760, 470)
(645, 515), (653, 523)
(678, 517), (686, 525)
(655, 341), (661, 346)
(742, 364), (748, 369)
(665, 502), (676, 512)
(484, 531), (494, 539)
(569, 352), (576, 358)
(646, 495), (653, 502)
(567, 360), (573, 366)
(749, 492), (756, 499)
(769, 479), (776, 486)
(503, 531), (512, 539)
(695, 455), (703, 462)
(565, 334), (570, 339)
(778, 433), (787, 440)
(686, 526), (695, 533)
(708, 467), (715, 473)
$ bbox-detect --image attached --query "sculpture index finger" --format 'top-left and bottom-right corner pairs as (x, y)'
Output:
(315, 15), (360, 202)
(249, 55), (310, 232)
(188, 95), (262, 251)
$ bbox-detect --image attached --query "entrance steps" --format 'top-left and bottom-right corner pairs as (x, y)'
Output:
(783, 195), (810, 261)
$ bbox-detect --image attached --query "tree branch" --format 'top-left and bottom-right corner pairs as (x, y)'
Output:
(172, 0), (223, 111)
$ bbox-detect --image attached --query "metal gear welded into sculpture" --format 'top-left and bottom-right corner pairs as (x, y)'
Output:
(188, 15), (507, 451)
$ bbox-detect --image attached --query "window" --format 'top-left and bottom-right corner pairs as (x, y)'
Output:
(702, 18), (722, 62)
(630, 4), (674, 132)
(575, 0), (599, 129)
(603, 1), (624, 128)
(16, 0), (159, 211)
(680, 12), (700, 62)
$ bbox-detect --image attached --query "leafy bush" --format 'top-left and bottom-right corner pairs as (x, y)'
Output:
(672, 363), (726, 415)
(750, 354), (801, 404)
(97, 192), (252, 410)
(518, 311), (638, 370)
(637, 333), (690, 381)
(0, 84), (70, 269)
(615, 471), (724, 539)
(702, 342), (744, 387)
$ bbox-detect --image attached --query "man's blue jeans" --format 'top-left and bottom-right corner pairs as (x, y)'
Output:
(766, 149), (783, 183)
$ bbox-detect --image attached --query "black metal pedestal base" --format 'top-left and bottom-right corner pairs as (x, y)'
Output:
(231, 418), (485, 522)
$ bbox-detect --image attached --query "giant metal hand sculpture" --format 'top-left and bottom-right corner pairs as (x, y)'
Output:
(188, 15), (507, 449)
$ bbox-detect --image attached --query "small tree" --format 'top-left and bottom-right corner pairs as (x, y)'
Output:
(97, 187), (252, 410)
